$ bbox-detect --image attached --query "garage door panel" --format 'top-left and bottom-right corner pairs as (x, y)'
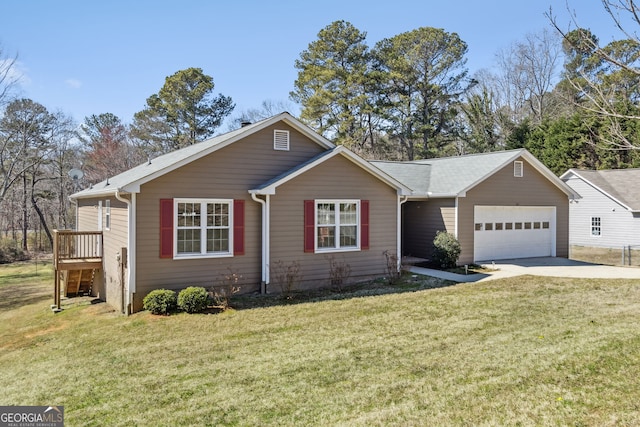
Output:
(474, 206), (554, 262)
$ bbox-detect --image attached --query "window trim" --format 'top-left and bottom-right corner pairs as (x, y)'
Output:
(315, 199), (360, 253)
(105, 200), (111, 231)
(174, 198), (234, 259)
(591, 216), (602, 237)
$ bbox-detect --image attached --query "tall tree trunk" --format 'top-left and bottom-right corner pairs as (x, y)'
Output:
(31, 195), (53, 249)
(21, 172), (28, 251)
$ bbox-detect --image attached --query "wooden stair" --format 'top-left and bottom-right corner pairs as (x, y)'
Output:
(62, 269), (96, 296)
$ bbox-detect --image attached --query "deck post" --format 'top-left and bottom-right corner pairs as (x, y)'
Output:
(52, 230), (62, 312)
(51, 229), (102, 312)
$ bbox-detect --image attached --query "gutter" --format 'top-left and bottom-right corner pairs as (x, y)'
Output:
(251, 193), (270, 293)
(115, 189), (136, 314)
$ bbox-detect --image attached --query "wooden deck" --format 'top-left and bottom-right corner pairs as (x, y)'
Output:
(52, 230), (103, 311)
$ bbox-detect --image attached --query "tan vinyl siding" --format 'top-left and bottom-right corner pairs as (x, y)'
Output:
(75, 197), (128, 312)
(457, 157), (569, 265)
(133, 124), (327, 311)
(403, 199), (456, 260)
(77, 198), (100, 232)
(269, 155), (398, 291)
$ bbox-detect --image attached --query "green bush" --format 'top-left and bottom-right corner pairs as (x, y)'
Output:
(177, 286), (210, 313)
(143, 289), (177, 315)
(432, 231), (461, 269)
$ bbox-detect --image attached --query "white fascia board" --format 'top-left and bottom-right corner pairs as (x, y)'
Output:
(565, 169), (634, 211)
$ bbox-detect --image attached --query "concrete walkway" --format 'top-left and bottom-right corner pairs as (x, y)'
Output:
(409, 257), (640, 283)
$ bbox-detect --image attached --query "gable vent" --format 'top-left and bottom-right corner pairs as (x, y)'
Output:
(514, 160), (523, 178)
(274, 130), (290, 151)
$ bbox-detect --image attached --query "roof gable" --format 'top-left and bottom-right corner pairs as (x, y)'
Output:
(561, 168), (640, 211)
(250, 146), (412, 196)
(71, 112), (335, 199)
(373, 149), (578, 199)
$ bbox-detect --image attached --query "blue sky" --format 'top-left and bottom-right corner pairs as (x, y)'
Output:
(2, 0), (619, 128)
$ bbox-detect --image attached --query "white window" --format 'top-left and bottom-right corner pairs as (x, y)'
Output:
(175, 198), (232, 257)
(274, 129), (290, 151)
(591, 217), (601, 237)
(316, 200), (359, 251)
(97, 201), (103, 230)
(105, 200), (111, 230)
(514, 161), (523, 177)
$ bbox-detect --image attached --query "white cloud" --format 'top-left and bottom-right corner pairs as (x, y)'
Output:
(65, 78), (82, 89)
(0, 58), (30, 86)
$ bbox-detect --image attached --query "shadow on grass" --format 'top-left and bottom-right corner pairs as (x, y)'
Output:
(0, 282), (51, 311)
(226, 275), (458, 312)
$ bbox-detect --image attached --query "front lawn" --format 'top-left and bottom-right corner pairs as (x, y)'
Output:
(1, 261), (639, 426)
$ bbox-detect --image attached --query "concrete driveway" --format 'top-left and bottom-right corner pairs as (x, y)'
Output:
(409, 257), (640, 283)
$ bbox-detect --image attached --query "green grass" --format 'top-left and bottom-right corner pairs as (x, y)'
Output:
(1, 262), (640, 426)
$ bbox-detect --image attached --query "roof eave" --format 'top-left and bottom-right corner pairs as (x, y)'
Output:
(562, 169), (634, 209)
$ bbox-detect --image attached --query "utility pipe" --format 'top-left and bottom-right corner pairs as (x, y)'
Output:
(115, 190), (136, 314)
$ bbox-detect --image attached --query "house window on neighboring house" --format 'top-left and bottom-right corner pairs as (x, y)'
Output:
(514, 161), (523, 177)
(274, 129), (290, 151)
(105, 200), (111, 230)
(591, 217), (601, 236)
(175, 198), (233, 257)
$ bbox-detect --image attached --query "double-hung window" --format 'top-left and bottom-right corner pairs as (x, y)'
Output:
(175, 198), (232, 257)
(591, 216), (601, 237)
(316, 200), (359, 251)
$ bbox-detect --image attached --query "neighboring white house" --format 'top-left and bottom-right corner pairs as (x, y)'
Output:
(560, 168), (640, 249)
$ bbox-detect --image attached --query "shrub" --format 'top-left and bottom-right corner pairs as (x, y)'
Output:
(143, 289), (177, 315)
(328, 255), (351, 292)
(272, 260), (302, 299)
(177, 286), (210, 313)
(0, 239), (28, 264)
(432, 231), (461, 269)
(211, 269), (242, 311)
(383, 250), (403, 285)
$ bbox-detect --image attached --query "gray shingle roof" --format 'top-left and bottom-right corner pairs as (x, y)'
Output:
(565, 168), (640, 211)
(372, 149), (533, 196)
(71, 113), (334, 199)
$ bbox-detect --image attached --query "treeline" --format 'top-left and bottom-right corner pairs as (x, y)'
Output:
(1, 0), (639, 257)
(291, 21), (640, 171)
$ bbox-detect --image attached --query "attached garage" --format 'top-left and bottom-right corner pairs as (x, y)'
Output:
(372, 149), (578, 265)
(474, 206), (556, 262)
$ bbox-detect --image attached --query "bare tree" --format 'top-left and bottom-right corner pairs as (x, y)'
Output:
(493, 28), (563, 126)
(0, 44), (20, 108)
(226, 99), (294, 131)
(548, 0), (640, 150)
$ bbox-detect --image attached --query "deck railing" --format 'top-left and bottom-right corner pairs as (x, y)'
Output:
(53, 230), (103, 267)
(53, 230), (103, 311)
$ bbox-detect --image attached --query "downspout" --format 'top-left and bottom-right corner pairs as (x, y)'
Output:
(251, 193), (270, 293)
(398, 195), (409, 271)
(115, 190), (135, 314)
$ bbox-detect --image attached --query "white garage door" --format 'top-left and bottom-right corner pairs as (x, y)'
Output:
(474, 206), (555, 262)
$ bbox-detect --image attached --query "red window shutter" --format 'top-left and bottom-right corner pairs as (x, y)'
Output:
(159, 199), (173, 258)
(361, 200), (370, 250)
(304, 200), (315, 253)
(234, 199), (245, 255)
